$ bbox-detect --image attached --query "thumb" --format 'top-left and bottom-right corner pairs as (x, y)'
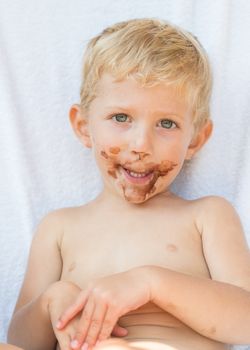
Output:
(111, 324), (128, 337)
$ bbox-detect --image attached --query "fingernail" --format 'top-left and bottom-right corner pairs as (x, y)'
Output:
(81, 343), (88, 350)
(71, 339), (79, 349)
(56, 320), (62, 328)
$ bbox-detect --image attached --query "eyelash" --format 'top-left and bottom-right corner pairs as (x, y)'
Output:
(111, 113), (129, 123)
(158, 119), (178, 129)
(111, 113), (178, 129)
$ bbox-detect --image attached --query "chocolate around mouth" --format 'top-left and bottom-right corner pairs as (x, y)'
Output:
(119, 161), (178, 203)
(101, 149), (178, 203)
(121, 159), (177, 177)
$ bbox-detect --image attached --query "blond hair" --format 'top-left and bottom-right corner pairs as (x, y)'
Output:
(80, 18), (212, 129)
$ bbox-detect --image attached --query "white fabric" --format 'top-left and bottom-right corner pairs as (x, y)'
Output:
(0, 1), (250, 348)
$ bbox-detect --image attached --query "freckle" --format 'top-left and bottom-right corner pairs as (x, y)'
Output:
(209, 327), (216, 334)
(68, 262), (76, 272)
(108, 170), (117, 179)
(109, 147), (120, 155)
(101, 150), (109, 159)
(166, 244), (178, 252)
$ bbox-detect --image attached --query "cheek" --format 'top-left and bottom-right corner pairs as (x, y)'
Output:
(91, 129), (123, 152)
(161, 136), (191, 160)
(97, 147), (121, 177)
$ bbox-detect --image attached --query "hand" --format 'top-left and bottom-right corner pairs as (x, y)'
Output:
(57, 267), (151, 349)
(45, 280), (82, 350)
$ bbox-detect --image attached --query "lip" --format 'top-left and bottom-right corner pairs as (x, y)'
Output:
(120, 166), (154, 185)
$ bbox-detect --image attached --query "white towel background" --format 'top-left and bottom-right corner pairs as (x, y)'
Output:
(1, 1), (250, 348)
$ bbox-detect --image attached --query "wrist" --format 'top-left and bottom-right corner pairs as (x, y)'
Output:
(131, 265), (160, 302)
(137, 266), (173, 305)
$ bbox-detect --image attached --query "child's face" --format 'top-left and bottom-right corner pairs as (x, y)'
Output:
(72, 73), (210, 204)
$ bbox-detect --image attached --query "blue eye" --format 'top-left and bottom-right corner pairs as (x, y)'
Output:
(160, 119), (177, 129)
(112, 114), (128, 123)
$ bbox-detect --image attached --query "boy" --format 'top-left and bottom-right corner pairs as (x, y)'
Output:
(7, 18), (250, 350)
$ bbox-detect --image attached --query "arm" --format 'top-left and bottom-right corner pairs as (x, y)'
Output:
(59, 197), (250, 347)
(149, 196), (250, 344)
(8, 210), (64, 350)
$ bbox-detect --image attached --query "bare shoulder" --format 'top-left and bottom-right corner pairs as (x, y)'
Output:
(189, 195), (250, 288)
(43, 203), (96, 252)
(162, 193), (233, 216)
(33, 207), (69, 247)
(190, 195), (241, 232)
(14, 205), (91, 310)
(194, 194), (235, 210)
(36, 204), (90, 240)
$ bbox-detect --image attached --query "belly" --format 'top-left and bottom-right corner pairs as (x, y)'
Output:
(117, 303), (230, 350)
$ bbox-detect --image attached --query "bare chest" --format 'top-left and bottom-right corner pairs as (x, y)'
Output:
(60, 213), (210, 287)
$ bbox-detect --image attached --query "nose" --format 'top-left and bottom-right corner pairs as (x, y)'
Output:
(129, 124), (153, 158)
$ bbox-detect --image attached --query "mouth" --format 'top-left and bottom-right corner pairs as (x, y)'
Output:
(120, 166), (155, 185)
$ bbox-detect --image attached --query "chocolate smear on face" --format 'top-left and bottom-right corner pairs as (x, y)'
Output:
(120, 160), (178, 203)
(100, 148), (177, 203)
(157, 160), (177, 175)
(108, 169), (117, 179)
(100, 149), (119, 179)
(101, 150), (109, 159)
(149, 185), (157, 195)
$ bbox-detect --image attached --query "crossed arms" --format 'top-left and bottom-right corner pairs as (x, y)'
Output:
(7, 197), (250, 350)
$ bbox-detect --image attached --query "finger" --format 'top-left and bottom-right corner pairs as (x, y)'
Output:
(57, 290), (89, 329)
(70, 296), (95, 349)
(56, 331), (72, 350)
(83, 301), (107, 348)
(97, 307), (118, 342)
(111, 324), (128, 337)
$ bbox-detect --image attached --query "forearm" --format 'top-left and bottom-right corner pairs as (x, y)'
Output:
(143, 266), (250, 344)
(8, 293), (56, 350)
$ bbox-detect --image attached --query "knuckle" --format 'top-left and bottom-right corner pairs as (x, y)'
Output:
(110, 299), (119, 309)
(78, 290), (86, 299)
(100, 289), (109, 297)
(98, 322), (113, 340)
(81, 313), (91, 323)
(91, 318), (101, 329)
(103, 318), (113, 329)
(98, 329), (111, 341)
(86, 334), (96, 346)
(85, 321), (100, 344)
(87, 281), (96, 291)
(75, 330), (84, 339)
(92, 286), (100, 294)
(74, 330), (85, 344)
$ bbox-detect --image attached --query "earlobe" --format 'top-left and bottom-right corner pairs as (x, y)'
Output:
(186, 120), (213, 160)
(69, 104), (92, 148)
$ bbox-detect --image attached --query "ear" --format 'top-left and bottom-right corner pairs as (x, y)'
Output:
(185, 120), (213, 160)
(69, 104), (92, 148)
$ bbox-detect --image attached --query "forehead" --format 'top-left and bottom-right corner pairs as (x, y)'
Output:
(91, 73), (192, 115)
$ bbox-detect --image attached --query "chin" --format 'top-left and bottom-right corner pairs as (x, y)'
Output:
(122, 191), (156, 204)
